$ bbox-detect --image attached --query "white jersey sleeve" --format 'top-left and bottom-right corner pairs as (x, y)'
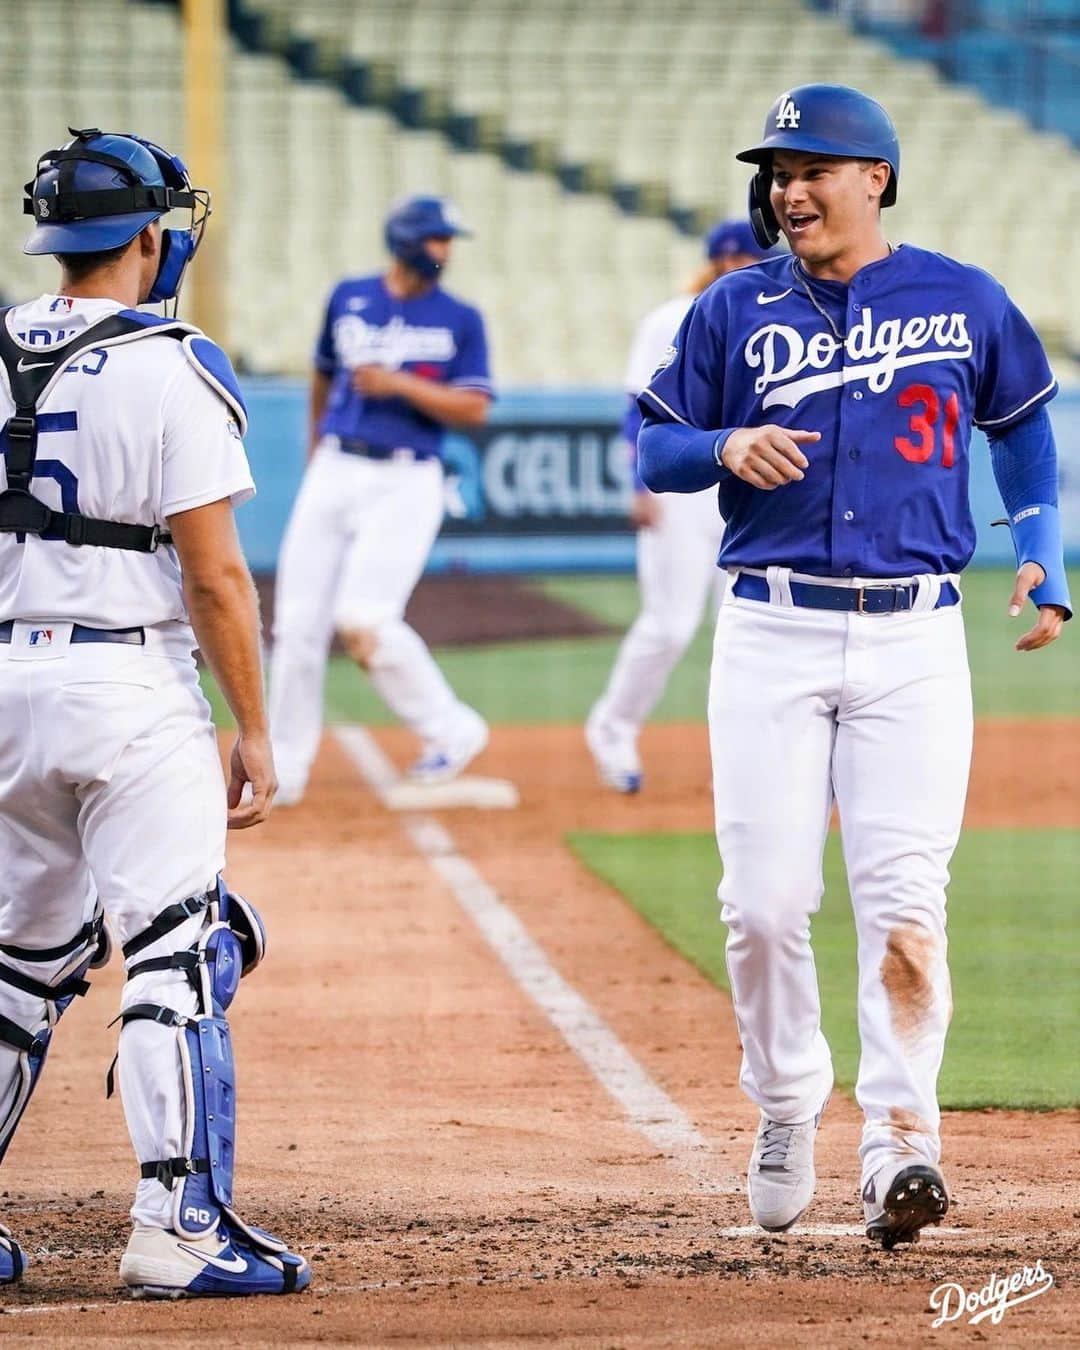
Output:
(623, 294), (695, 397)
(161, 360), (254, 519)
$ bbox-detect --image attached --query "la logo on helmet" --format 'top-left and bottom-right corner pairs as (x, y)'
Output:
(776, 96), (801, 128)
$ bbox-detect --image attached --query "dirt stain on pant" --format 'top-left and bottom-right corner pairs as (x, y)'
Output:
(891, 1107), (934, 1139)
(880, 923), (940, 1046)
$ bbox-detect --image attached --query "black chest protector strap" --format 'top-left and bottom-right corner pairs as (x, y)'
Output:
(0, 310), (181, 552)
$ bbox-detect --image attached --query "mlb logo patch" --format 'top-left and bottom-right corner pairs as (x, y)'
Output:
(28, 629), (53, 647)
(49, 296), (74, 312)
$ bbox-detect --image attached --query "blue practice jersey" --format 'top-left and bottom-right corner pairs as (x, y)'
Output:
(639, 245), (1057, 577)
(314, 275), (493, 458)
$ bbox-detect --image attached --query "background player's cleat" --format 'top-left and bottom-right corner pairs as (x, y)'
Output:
(120, 1221), (311, 1299)
(863, 1161), (949, 1250)
(408, 709), (489, 785)
(585, 705), (643, 794)
(747, 1103), (826, 1231)
(0, 1222), (26, 1284)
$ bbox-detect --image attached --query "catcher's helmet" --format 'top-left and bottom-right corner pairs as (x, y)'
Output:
(736, 85), (900, 248)
(23, 127), (210, 303)
(384, 195), (471, 280)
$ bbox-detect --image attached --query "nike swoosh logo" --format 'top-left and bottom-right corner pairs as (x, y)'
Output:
(16, 357), (51, 371)
(177, 1242), (248, 1274)
(756, 289), (793, 306)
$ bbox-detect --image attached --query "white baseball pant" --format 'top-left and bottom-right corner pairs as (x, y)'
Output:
(269, 443), (477, 795)
(593, 487), (725, 730)
(0, 629), (225, 1230)
(708, 573), (973, 1185)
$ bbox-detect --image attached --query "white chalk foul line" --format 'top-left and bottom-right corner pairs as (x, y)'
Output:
(334, 725), (740, 1195)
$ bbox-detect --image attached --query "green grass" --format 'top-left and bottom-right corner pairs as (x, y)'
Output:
(568, 828), (1080, 1110)
(205, 567), (1078, 725)
(202, 567), (1078, 727)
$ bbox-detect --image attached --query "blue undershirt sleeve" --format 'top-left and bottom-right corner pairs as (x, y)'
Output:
(621, 398), (646, 491)
(637, 417), (735, 493)
(988, 406), (1072, 617)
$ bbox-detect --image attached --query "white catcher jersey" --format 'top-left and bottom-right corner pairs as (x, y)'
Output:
(0, 295), (254, 633)
(624, 294), (695, 397)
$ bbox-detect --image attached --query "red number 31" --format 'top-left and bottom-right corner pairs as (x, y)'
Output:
(894, 383), (959, 468)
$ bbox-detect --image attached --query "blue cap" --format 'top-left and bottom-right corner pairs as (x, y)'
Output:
(704, 218), (779, 261)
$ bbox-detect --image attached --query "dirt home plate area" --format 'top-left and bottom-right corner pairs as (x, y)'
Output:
(1, 722), (1076, 1346)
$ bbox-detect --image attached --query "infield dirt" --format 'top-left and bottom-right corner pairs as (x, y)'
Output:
(1, 721), (1076, 1346)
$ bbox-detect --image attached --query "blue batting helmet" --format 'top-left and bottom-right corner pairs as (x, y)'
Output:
(384, 195), (471, 280)
(736, 85), (900, 247)
(704, 218), (780, 262)
(23, 127), (210, 303)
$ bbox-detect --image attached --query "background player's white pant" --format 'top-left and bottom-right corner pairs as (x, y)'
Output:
(708, 577), (972, 1185)
(0, 632), (225, 1230)
(270, 445), (476, 793)
(593, 488), (725, 730)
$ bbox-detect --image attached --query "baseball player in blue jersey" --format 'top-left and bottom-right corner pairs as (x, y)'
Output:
(269, 196), (493, 804)
(0, 129), (308, 1294)
(638, 85), (1070, 1247)
(586, 220), (777, 793)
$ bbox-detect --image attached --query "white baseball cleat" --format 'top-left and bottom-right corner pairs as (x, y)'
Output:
(863, 1159), (949, 1249)
(747, 1102), (826, 1232)
(120, 1221), (310, 1298)
(408, 709), (489, 785)
(584, 705), (642, 794)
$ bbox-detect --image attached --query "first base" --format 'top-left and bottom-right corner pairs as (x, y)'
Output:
(383, 775), (520, 812)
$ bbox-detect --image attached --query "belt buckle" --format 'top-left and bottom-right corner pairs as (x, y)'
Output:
(855, 586), (867, 615)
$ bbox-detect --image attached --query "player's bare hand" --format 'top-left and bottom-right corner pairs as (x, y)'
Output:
(227, 732), (277, 828)
(352, 364), (402, 398)
(720, 426), (820, 490)
(630, 490), (662, 528)
(1008, 562), (1067, 652)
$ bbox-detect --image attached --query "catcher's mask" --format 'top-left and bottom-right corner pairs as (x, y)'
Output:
(23, 127), (211, 305)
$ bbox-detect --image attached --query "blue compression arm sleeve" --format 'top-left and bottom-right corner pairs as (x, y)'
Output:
(988, 406), (1072, 617)
(621, 397), (646, 490)
(637, 417), (734, 493)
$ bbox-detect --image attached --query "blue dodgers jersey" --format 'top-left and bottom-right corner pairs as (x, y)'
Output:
(314, 275), (493, 457)
(639, 245), (1057, 577)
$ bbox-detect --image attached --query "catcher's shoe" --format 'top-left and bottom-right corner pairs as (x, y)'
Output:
(584, 705), (642, 794)
(863, 1160), (949, 1250)
(120, 1218), (310, 1299)
(0, 1222), (26, 1284)
(747, 1099), (828, 1232)
(409, 708), (489, 785)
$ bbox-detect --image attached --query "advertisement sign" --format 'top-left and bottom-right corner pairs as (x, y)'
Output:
(237, 381), (1080, 575)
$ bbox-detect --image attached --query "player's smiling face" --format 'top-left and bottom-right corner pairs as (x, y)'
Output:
(770, 151), (890, 276)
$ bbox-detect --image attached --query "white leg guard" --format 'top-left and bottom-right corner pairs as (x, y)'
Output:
(111, 879), (309, 1297)
(0, 905), (109, 1285)
(0, 903), (109, 1166)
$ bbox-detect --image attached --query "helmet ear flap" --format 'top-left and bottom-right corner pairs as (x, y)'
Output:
(748, 168), (781, 249)
(147, 228), (196, 303)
